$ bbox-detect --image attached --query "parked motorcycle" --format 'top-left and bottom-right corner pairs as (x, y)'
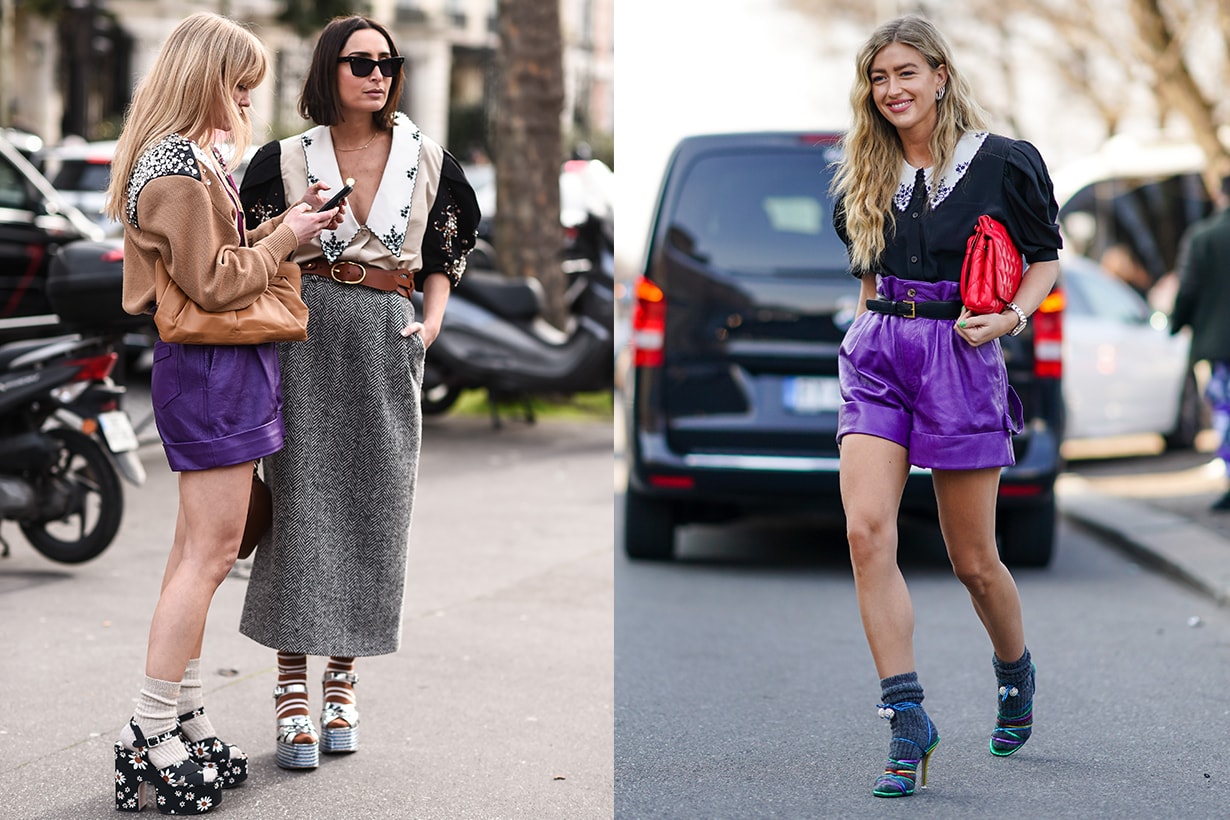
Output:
(0, 332), (145, 563)
(418, 218), (614, 425)
(0, 238), (148, 563)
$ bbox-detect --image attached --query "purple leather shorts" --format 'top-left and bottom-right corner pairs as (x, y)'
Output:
(150, 340), (286, 472)
(837, 276), (1023, 470)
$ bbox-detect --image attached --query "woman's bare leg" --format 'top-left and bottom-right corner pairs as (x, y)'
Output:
(840, 433), (913, 678)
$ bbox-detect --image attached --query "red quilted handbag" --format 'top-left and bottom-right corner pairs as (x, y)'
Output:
(959, 214), (1023, 314)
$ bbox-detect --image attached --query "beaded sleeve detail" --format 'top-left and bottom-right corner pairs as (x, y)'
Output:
(125, 135), (200, 228)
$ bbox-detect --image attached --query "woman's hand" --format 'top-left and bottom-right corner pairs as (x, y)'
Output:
(296, 182), (348, 230)
(953, 307), (1017, 347)
(400, 320), (440, 348)
(282, 202), (338, 245)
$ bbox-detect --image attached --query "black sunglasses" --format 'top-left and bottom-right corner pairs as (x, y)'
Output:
(337, 56), (404, 78)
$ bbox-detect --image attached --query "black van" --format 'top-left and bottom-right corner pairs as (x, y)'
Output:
(623, 132), (1065, 566)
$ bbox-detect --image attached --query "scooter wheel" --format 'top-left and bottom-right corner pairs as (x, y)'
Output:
(422, 382), (463, 415)
(19, 427), (124, 564)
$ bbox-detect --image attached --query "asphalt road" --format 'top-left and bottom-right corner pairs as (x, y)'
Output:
(613, 493), (1230, 819)
(0, 398), (614, 819)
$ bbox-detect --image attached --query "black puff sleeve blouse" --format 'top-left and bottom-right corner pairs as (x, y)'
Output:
(834, 133), (1062, 281)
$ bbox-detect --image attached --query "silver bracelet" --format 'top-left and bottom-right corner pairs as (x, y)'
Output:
(1005, 301), (1028, 337)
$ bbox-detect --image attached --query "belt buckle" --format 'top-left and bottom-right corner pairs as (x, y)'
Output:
(330, 262), (366, 285)
(902, 300), (916, 319)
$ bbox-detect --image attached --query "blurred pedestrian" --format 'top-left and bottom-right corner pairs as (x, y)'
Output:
(1170, 178), (1230, 510)
(104, 12), (336, 813)
(830, 14), (1061, 797)
(237, 15), (478, 770)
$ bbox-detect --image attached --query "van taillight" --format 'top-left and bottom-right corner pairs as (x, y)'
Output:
(1033, 289), (1064, 379)
(632, 277), (666, 368)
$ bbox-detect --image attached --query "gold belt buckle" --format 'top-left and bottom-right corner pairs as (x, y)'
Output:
(330, 262), (366, 285)
(902, 300), (916, 319)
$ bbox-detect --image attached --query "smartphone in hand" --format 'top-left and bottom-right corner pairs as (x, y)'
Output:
(318, 178), (354, 212)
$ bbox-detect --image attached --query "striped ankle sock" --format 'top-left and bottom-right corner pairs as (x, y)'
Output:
(323, 656), (356, 728)
(276, 652), (311, 737)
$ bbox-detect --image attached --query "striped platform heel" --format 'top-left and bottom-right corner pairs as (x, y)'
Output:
(319, 670), (360, 754)
(114, 721), (222, 814)
(273, 683), (320, 769)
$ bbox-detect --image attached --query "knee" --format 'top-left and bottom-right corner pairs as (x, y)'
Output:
(181, 543), (239, 588)
(846, 515), (894, 570)
(951, 556), (999, 596)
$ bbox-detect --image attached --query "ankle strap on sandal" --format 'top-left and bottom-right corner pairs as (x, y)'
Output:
(323, 670), (358, 685)
(877, 701), (921, 720)
(273, 682), (309, 699)
(129, 719), (180, 749)
(177, 706), (207, 723)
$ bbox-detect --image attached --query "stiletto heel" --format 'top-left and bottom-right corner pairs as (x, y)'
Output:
(179, 707), (248, 787)
(114, 721), (221, 814)
(319, 670), (359, 754)
(872, 702), (939, 798)
(273, 683), (319, 769)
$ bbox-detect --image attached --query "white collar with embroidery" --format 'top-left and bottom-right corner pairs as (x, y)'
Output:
(893, 130), (988, 212)
(300, 111), (423, 261)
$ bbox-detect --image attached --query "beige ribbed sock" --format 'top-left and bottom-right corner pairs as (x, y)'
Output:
(120, 676), (192, 770)
(177, 658), (217, 742)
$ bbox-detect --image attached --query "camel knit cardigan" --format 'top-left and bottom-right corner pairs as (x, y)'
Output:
(121, 150), (299, 318)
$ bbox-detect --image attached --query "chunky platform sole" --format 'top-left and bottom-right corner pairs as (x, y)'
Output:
(320, 724), (359, 754)
(114, 743), (223, 814)
(275, 737), (320, 769)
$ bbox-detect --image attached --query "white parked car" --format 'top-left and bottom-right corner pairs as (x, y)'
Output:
(1060, 253), (1203, 446)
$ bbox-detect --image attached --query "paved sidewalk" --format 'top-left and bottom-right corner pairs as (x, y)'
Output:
(1058, 446), (1230, 607)
(0, 413), (614, 820)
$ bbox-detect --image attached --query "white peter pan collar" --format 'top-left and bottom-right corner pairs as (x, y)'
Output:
(893, 130), (988, 212)
(300, 111), (423, 261)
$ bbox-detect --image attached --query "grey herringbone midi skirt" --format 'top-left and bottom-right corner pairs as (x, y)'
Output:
(239, 276), (424, 656)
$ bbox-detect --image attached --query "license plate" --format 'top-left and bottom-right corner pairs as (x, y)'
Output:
(98, 410), (139, 453)
(782, 376), (841, 415)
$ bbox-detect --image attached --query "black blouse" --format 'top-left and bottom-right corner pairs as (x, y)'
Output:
(834, 133), (1062, 282)
(238, 140), (480, 291)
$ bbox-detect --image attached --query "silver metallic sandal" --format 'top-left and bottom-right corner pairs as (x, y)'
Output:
(319, 671), (360, 754)
(273, 683), (319, 769)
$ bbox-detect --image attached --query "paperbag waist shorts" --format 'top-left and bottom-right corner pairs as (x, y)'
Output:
(150, 339), (285, 472)
(837, 275), (1023, 470)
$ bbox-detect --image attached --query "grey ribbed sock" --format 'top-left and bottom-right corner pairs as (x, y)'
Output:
(879, 672), (936, 761)
(992, 647), (1034, 714)
(120, 676), (191, 770)
(177, 658), (218, 743)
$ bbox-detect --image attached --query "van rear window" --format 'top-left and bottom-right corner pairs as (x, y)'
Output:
(667, 151), (850, 276)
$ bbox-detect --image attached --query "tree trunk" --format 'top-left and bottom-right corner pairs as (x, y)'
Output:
(494, 0), (567, 329)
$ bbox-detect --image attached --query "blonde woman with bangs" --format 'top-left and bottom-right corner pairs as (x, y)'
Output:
(107, 13), (339, 814)
(830, 15), (1061, 797)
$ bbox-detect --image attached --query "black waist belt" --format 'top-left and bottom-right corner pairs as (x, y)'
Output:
(865, 298), (963, 320)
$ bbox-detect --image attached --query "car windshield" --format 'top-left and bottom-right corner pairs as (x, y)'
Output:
(667, 149), (850, 276)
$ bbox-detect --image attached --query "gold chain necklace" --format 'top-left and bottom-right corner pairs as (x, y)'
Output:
(333, 130), (377, 152)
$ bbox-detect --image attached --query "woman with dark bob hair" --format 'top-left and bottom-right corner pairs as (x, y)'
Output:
(238, 15), (478, 770)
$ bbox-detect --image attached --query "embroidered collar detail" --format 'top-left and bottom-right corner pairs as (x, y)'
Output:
(301, 111), (423, 262)
(125, 134), (200, 228)
(893, 130), (988, 212)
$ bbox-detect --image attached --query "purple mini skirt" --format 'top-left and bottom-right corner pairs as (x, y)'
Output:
(149, 340), (286, 472)
(837, 275), (1023, 470)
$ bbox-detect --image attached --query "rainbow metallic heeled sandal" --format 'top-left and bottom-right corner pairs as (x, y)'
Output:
(178, 707), (248, 788)
(989, 664), (1035, 756)
(319, 670), (360, 754)
(273, 683), (320, 769)
(114, 720), (222, 814)
(872, 702), (939, 798)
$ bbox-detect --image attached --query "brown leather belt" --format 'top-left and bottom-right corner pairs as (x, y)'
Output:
(299, 258), (414, 298)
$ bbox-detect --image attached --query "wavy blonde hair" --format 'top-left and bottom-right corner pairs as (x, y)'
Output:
(830, 15), (989, 273)
(104, 13), (268, 221)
